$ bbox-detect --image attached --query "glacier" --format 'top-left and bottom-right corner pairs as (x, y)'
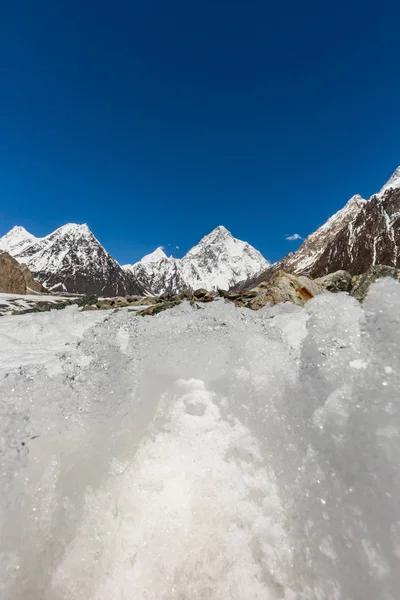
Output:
(0, 278), (399, 599)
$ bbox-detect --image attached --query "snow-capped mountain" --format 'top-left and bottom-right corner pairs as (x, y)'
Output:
(238, 166), (400, 289)
(0, 224), (143, 296)
(378, 165), (400, 195)
(123, 248), (187, 295)
(0, 223), (269, 296)
(0, 226), (37, 256)
(180, 226), (269, 291)
(124, 226), (270, 294)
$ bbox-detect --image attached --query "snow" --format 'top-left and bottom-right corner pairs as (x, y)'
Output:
(180, 226), (270, 291)
(123, 226), (270, 294)
(0, 225), (39, 256)
(0, 292), (76, 316)
(286, 194), (367, 273)
(379, 166), (400, 195)
(1, 278), (399, 599)
(134, 246), (168, 266)
(0, 223), (114, 277)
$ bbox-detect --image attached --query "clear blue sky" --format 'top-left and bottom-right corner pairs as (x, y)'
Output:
(0, 0), (399, 263)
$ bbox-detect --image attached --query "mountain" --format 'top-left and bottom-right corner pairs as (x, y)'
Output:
(180, 226), (269, 291)
(0, 224), (143, 297)
(124, 227), (270, 294)
(237, 167), (400, 289)
(378, 166), (400, 195)
(0, 226), (38, 256)
(123, 248), (187, 296)
(0, 223), (268, 296)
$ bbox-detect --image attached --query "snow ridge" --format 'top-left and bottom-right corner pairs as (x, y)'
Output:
(124, 226), (270, 294)
(0, 223), (143, 296)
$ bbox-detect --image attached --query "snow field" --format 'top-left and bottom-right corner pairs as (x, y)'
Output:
(0, 279), (399, 599)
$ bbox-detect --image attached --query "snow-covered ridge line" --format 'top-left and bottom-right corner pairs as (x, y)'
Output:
(123, 226), (270, 294)
(0, 222), (270, 296)
(0, 222), (144, 296)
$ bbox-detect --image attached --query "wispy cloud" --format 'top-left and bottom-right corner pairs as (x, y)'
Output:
(175, 245), (180, 249)
(285, 233), (302, 241)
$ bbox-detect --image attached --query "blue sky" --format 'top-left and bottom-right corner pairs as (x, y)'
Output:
(0, 0), (399, 264)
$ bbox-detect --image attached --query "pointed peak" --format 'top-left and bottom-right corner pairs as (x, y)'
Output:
(203, 225), (233, 240)
(345, 194), (367, 207)
(52, 223), (92, 236)
(2, 225), (35, 239)
(140, 247), (168, 264)
(379, 166), (400, 194)
(212, 225), (230, 234)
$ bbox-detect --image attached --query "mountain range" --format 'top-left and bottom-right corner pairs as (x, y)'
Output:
(0, 223), (269, 296)
(0, 167), (399, 296)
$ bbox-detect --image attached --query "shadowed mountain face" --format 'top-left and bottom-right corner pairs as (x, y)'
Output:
(236, 169), (400, 290)
(0, 224), (143, 296)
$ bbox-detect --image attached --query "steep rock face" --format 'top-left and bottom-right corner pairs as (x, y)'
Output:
(303, 187), (400, 276)
(123, 248), (187, 295)
(180, 226), (269, 291)
(237, 167), (400, 289)
(0, 251), (46, 294)
(0, 224), (143, 297)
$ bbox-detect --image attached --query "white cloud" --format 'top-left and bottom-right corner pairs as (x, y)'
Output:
(285, 233), (302, 241)
(175, 245), (180, 249)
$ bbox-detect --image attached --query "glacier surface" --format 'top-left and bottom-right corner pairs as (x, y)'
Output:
(0, 279), (399, 599)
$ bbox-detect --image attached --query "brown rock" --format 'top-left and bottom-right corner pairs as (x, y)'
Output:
(193, 288), (208, 298)
(138, 301), (180, 316)
(20, 264), (47, 293)
(81, 304), (100, 311)
(0, 251), (46, 294)
(231, 271), (324, 310)
(260, 271), (323, 307)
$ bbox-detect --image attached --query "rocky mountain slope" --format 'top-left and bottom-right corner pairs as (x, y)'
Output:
(124, 226), (270, 294)
(237, 166), (400, 289)
(0, 224), (143, 297)
(123, 247), (187, 296)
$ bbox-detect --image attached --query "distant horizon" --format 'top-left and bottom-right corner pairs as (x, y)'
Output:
(1, 2), (400, 264)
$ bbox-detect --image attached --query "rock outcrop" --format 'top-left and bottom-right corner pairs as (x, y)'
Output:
(0, 251), (46, 294)
(315, 270), (352, 293)
(350, 265), (400, 302)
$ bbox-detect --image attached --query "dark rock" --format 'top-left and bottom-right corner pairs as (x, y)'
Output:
(75, 294), (98, 307)
(137, 301), (180, 316)
(193, 288), (209, 298)
(234, 183), (400, 291)
(350, 265), (400, 302)
(315, 270), (352, 293)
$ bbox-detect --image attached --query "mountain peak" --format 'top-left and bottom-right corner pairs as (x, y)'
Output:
(0, 225), (38, 256)
(140, 247), (168, 264)
(8, 225), (33, 236)
(1, 225), (35, 241)
(209, 225), (231, 237)
(53, 223), (92, 236)
(379, 166), (400, 195)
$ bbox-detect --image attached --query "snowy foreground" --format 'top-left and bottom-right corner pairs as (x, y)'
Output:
(1, 279), (400, 600)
